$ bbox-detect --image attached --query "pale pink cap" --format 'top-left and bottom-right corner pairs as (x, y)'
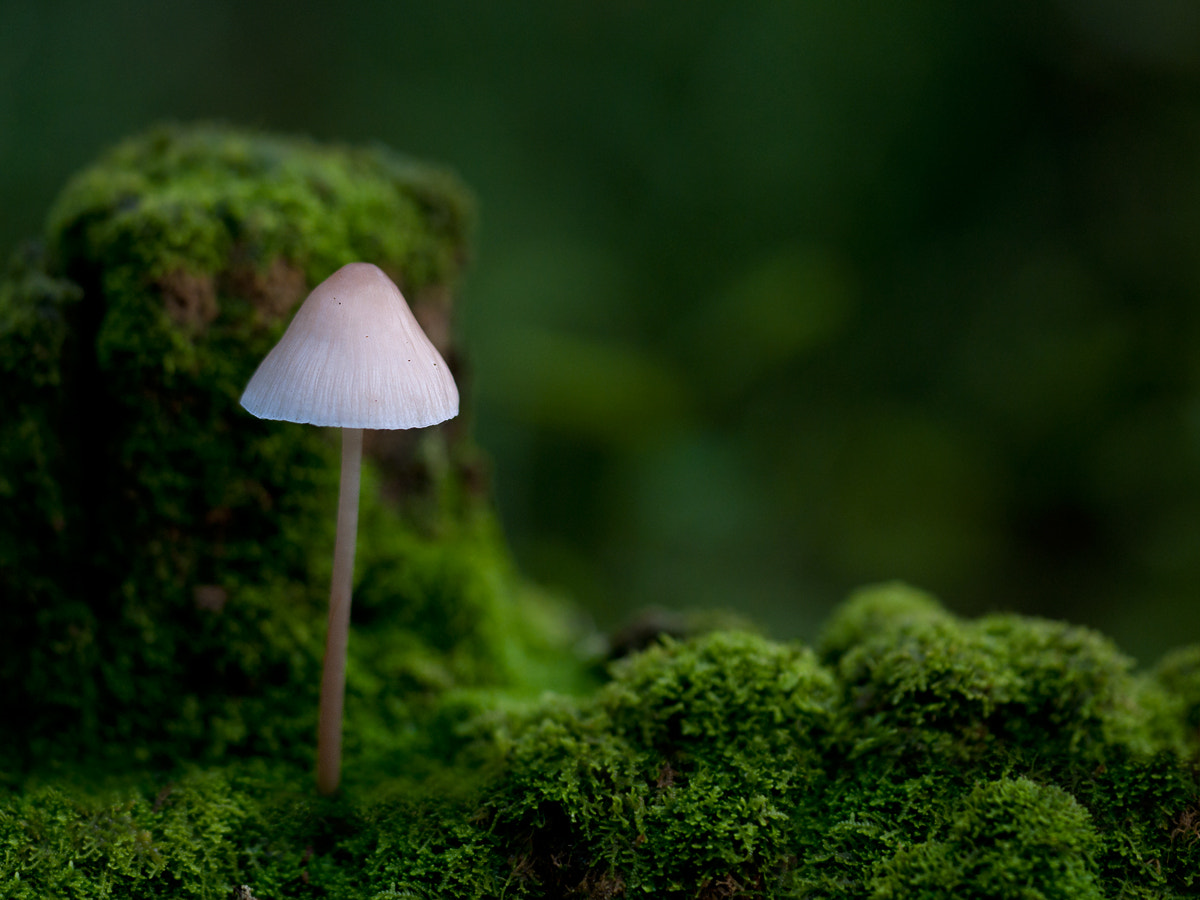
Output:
(240, 262), (459, 429)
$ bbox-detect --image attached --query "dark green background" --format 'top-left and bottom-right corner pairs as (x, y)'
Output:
(4, 0), (1200, 662)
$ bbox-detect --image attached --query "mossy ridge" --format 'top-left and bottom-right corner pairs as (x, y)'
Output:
(370, 592), (1196, 898)
(796, 583), (1200, 899)
(3, 588), (1200, 897)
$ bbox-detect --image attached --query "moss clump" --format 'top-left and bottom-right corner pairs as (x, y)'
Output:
(867, 776), (1104, 899)
(482, 631), (836, 896)
(798, 583), (1198, 898)
(1153, 644), (1200, 742)
(361, 592), (1198, 898)
(0, 123), (581, 781)
(822, 583), (1150, 765)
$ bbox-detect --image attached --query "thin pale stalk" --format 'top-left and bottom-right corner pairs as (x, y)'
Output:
(316, 426), (363, 795)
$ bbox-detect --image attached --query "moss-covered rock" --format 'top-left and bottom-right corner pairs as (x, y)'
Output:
(3, 126), (1199, 899)
(0, 123), (581, 781)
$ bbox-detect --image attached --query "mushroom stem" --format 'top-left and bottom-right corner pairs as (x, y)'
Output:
(316, 426), (363, 796)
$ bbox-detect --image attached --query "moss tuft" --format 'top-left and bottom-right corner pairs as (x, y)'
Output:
(1153, 644), (1200, 746)
(817, 580), (950, 662)
(867, 777), (1104, 899)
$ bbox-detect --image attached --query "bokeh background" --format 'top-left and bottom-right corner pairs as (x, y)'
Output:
(4, 0), (1200, 663)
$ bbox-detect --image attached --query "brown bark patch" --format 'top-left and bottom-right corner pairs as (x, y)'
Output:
(160, 269), (218, 330)
(577, 870), (626, 899)
(193, 584), (228, 613)
(223, 255), (307, 322)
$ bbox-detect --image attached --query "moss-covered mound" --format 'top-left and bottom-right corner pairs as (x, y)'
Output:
(0, 123), (583, 781)
(3, 585), (1200, 898)
(3, 126), (1199, 899)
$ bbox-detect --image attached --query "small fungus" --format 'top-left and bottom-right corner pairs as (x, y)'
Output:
(241, 262), (458, 794)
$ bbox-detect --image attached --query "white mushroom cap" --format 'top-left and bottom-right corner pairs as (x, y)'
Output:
(240, 262), (459, 429)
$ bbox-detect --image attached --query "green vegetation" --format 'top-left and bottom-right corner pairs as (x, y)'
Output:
(2, 126), (1198, 898)
(3, 586), (1199, 897)
(0, 122), (572, 783)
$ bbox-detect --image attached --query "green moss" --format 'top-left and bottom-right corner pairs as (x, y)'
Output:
(796, 584), (1195, 899)
(0, 123), (573, 781)
(0, 767), (385, 899)
(867, 777), (1104, 899)
(1152, 644), (1200, 747)
(817, 580), (952, 661)
(4, 590), (1200, 897)
(4, 126), (1200, 898)
(825, 583), (1148, 766)
(477, 632), (837, 897)
(7, 593), (1197, 898)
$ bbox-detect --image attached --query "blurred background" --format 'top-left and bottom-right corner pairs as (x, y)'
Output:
(4, 0), (1200, 663)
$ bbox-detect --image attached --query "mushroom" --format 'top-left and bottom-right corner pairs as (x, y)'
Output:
(240, 262), (458, 794)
